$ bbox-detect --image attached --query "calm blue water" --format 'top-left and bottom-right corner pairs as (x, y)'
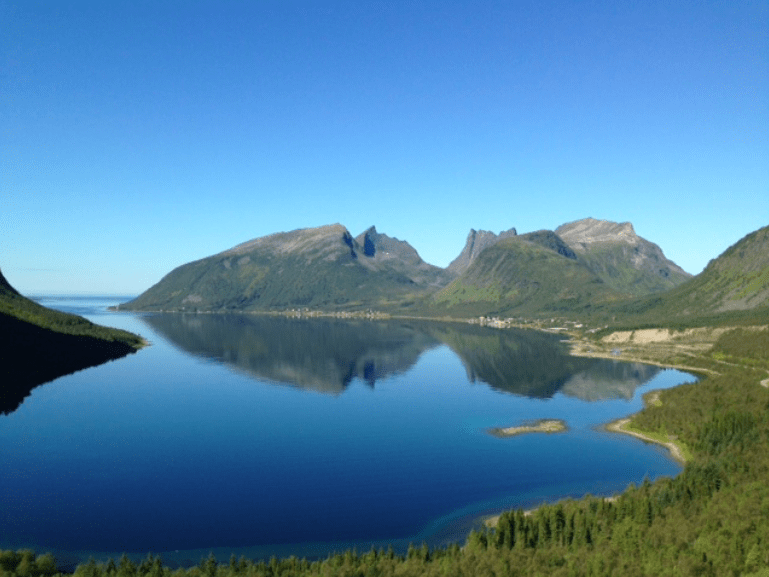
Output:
(0, 297), (696, 566)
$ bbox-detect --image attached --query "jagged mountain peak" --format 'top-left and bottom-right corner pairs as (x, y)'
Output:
(447, 227), (518, 276)
(354, 226), (421, 263)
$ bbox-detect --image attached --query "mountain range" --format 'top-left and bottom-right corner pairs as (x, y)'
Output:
(119, 217), (705, 317)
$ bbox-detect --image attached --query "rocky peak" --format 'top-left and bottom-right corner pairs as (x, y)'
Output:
(447, 227), (517, 275)
(354, 226), (423, 264)
(555, 218), (638, 250)
(555, 218), (640, 250)
(555, 217), (691, 294)
(359, 226), (377, 257)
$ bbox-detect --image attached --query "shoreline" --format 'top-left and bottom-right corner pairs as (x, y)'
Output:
(603, 417), (687, 464)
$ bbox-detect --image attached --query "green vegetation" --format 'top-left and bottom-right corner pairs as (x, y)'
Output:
(711, 327), (769, 368)
(0, 269), (144, 414)
(430, 236), (620, 318)
(602, 225), (769, 327)
(0, 274), (143, 346)
(119, 225), (447, 313)
(570, 242), (691, 296)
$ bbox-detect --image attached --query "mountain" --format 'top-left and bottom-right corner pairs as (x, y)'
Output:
(0, 268), (143, 414)
(617, 224), (769, 323)
(446, 227), (518, 276)
(430, 234), (620, 318)
(354, 226), (455, 287)
(518, 229), (578, 260)
(122, 218), (694, 318)
(555, 218), (691, 295)
(119, 224), (449, 312)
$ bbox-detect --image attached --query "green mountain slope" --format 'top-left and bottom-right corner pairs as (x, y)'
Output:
(119, 224), (449, 312)
(446, 227), (518, 275)
(429, 235), (620, 317)
(556, 218), (692, 295)
(0, 269), (144, 414)
(612, 224), (769, 325)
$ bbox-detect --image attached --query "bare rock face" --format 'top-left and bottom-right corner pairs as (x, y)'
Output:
(555, 218), (691, 295)
(555, 218), (639, 249)
(354, 226), (455, 286)
(447, 227), (518, 276)
(354, 226), (423, 264)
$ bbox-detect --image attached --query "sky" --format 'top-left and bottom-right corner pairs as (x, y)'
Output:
(2, 0), (767, 295)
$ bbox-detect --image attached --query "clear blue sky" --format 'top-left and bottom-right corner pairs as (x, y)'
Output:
(2, 0), (767, 295)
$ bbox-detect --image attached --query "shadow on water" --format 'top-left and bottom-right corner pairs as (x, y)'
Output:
(141, 314), (660, 400)
(0, 314), (138, 415)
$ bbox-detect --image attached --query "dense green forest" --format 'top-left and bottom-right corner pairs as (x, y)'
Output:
(4, 328), (768, 576)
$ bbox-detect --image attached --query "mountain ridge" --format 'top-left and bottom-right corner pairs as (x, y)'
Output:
(556, 218), (692, 296)
(430, 234), (619, 317)
(119, 224), (447, 312)
(118, 218), (710, 317)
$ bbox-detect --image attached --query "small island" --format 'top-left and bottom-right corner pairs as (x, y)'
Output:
(488, 418), (567, 438)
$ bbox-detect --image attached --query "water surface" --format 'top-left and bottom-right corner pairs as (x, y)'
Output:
(0, 297), (696, 566)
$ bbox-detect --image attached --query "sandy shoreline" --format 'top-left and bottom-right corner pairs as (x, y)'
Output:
(604, 417), (687, 463)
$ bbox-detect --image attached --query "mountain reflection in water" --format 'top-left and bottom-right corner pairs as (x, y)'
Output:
(141, 315), (660, 401)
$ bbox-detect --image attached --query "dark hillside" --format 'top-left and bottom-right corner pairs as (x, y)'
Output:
(0, 269), (143, 414)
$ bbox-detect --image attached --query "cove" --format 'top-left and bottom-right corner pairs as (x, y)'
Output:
(0, 297), (697, 567)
